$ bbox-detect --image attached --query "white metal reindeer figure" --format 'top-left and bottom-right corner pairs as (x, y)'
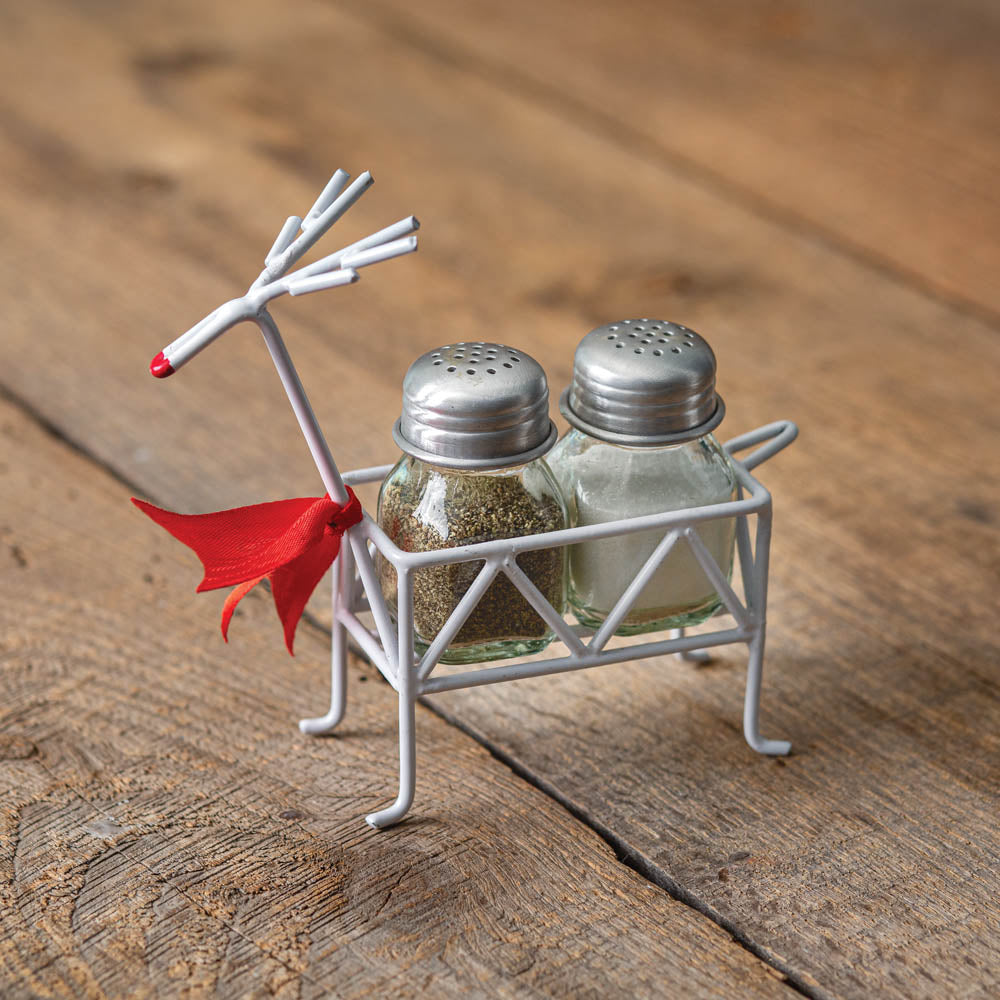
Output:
(147, 169), (796, 831)
(146, 169), (426, 827)
(151, 172), (417, 468)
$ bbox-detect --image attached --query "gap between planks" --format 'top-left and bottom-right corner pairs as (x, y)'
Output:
(0, 360), (819, 999)
(423, 700), (821, 1000)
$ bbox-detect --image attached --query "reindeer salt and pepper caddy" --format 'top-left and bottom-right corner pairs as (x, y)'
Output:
(137, 169), (798, 829)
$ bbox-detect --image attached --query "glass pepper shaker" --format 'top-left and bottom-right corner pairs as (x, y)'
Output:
(377, 343), (569, 664)
(548, 319), (737, 635)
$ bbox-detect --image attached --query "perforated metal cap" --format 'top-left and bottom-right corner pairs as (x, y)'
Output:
(393, 343), (557, 469)
(560, 319), (725, 445)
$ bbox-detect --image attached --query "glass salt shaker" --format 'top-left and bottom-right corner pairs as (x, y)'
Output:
(548, 319), (737, 634)
(377, 343), (569, 664)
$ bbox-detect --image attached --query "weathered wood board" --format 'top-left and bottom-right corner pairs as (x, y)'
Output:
(0, 399), (791, 996)
(0, 0), (998, 997)
(368, 0), (1000, 318)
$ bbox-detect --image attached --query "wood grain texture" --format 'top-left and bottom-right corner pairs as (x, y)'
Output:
(0, 0), (998, 997)
(363, 0), (1000, 319)
(0, 405), (791, 997)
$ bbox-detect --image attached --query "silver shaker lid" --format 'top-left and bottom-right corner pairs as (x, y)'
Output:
(560, 319), (725, 445)
(393, 343), (557, 469)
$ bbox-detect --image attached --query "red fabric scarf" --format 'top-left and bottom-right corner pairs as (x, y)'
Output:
(132, 488), (362, 654)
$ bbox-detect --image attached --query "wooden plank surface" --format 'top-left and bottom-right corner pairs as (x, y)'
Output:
(0, 402), (792, 996)
(1, 0), (998, 997)
(365, 0), (1000, 319)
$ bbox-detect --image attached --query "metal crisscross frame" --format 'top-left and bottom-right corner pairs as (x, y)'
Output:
(300, 420), (797, 828)
(152, 170), (796, 830)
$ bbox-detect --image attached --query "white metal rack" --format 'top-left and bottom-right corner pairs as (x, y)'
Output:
(300, 420), (797, 828)
(299, 420), (798, 828)
(150, 170), (797, 830)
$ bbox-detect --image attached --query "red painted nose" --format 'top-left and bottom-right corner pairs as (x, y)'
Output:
(150, 351), (174, 378)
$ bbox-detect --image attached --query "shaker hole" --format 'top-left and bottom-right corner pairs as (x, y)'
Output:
(433, 360), (442, 365)
(607, 335), (616, 340)
(615, 343), (624, 349)
(634, 348), (643, 354)
(642, 339), (651, 344)
(671, 348), (681, 354)
(503, 362), (513, 368)
(487, 368), (496, 374)
(467, 369), (476, 375)
(447, 366), (457, 371)
(653, 349), (663, 356)
(510, 356), (520, 362)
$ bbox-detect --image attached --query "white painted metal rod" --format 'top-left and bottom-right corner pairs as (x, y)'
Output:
(725, 421), (798, 470)
(159, 308), (220, 362)
(350, 533), (399, 670)
(163, 179), (375, 359)
(683, 527), (750, 629)
(419, 627), (753, 695)
(342, 464), (396, 486)
(736, 510), (757, 605)
(156, 261), (357, 374)
(302, 169), (350, 228)
(338, 609), (396, 689)
(389, 488), (768, 571)
(396, 569), (415, 683)
(589, 530), (679, 652)
(341, 235), (418, 270)
(152, 298), (252, 376)
(357, 515), (406, 561)
(258, 171), (373, 283)
(256, 310), (350, 504)
(294, 217), (420, 281)
(417, 560), (502, 679)
(265, 215), (303, 264)
(152, 172), (421, 383)
(500, 557), (588, 657)
(286, 268), (360, 297)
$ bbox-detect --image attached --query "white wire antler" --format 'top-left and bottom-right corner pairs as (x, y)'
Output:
(150, 169), (418, 378)
(148, 169), (418, 505)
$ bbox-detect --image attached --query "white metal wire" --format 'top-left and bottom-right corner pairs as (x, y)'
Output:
(314, 421), (797, 828)
(156, 170), (795, 831)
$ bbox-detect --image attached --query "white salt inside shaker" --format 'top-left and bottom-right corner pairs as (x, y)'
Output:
(548, 319), (737, 634)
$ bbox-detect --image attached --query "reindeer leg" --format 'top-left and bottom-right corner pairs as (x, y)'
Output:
(366, 569), (416, 828)
(299, 532), (354, 735)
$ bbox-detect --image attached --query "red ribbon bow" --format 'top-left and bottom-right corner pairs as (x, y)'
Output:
(131, 488), (362, 654)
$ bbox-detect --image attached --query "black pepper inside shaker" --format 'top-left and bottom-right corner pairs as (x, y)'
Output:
(377, 342), (568, 664)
